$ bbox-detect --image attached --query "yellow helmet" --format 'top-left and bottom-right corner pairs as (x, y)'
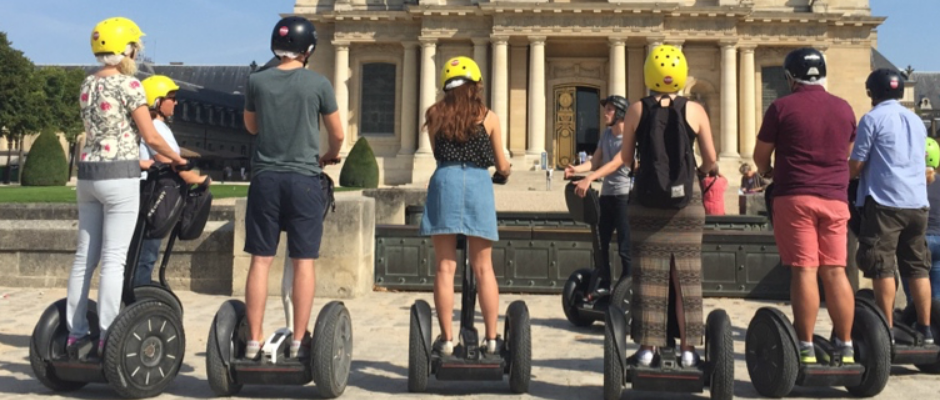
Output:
(644, 45), (688, 93)
(440, 56), (482, 91)
(142, 75), (180, 108)
(90, 17), (145, 56)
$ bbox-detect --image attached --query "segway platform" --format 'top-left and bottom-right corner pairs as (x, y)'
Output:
(561, 177), (632, 328)
(408, 235), (532, 393)
(746, 298), (892, 398)
(604, 306), (735, 400)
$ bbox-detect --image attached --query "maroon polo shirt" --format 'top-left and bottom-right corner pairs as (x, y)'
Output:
(757, 85), (857, 202)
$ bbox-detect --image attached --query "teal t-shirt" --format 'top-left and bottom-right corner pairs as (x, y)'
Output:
(245, 67), (338, 176)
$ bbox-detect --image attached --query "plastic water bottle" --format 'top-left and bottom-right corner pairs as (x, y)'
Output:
(578, 151), (587, 165)
(540, 151), (548, 171)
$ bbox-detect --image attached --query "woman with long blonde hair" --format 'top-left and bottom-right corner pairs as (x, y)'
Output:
(419, 56), (511, 355)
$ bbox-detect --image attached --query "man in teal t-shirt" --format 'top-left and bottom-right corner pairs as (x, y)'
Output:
(241, 16), (345, 361)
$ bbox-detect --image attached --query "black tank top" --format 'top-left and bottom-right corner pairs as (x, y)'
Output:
(432, 113), (496, 168)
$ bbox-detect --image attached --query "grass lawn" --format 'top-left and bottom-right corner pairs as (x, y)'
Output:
(0, 184), (362, 203)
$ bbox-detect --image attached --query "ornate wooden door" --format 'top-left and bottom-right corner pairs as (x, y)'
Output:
(554, 86), (576, 168)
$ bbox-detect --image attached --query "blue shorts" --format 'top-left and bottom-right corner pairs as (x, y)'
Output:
(244, 171), (326, 259)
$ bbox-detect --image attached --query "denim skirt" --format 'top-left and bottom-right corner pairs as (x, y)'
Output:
(419, 162), (499, 242)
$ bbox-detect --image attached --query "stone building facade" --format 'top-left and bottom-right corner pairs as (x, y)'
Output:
(299, 0), (881, 184)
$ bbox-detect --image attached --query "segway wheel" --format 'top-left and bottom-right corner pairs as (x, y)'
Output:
(506, 301), (531, 394)
(705, 309), (734, 400)
(903, 298), (940, 373)
(846, 301), (891, 397)
(602, 322), (623, 400)
(562, 269), (595, 327)
(610, 277), (633, 335)
(206, 301), (244, 396)
(408, 300), (432, 392)
(29, 299), (97, 392)
(133, 285), (183, 317)
(312, 301), (353, 399)
(102, 301), (185, 398)
(745, 308), (797, 398)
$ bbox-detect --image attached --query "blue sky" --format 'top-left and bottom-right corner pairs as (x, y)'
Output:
(1, 0), (938, 71)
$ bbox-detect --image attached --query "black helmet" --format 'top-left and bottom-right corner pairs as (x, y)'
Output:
(271, 16), (317, 60)
(600, 95), (629, 121)
(784, 47), (826, 83)
(866, 68), (904, 101)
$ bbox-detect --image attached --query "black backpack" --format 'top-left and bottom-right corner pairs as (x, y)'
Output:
(140, 167), (185, 239)
(633, 95), (698, 209)
(178, 182), (213, 241)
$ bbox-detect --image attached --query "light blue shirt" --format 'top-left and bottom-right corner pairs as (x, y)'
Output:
(139, 120), (180, 180)
(850, 99), (928, 208)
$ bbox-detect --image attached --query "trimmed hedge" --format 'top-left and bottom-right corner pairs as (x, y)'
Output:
(339, 137), (379, 188)
(21, 131), (68, 186)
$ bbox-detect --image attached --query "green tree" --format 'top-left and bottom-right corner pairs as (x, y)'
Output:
(0, 31), (47, 183)
(339, 137), (379, 188)
(35, 66), (85, 178)
(21, 129), (68, 186)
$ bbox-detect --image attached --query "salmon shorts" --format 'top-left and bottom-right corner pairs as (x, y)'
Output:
(773, 195), (850, 267)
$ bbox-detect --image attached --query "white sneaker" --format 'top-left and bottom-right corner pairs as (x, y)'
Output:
(433, 336), (454, 356)
(681, 350), (700, 368)
(245, 341), (261, 360)
(482, 338), (498, 355)
(636, 349), (654, 367)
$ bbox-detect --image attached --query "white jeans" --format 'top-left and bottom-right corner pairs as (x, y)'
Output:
(67, 178), (140, 338)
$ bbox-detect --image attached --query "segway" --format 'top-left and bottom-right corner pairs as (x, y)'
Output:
(561, 176), (632, 328)
(407, 234), (532, 393)
(745, 297), (892, 397)
(205, 167), (352, 398)
(603, 289), (734, 399)
(29, 163), (203, 398)
(855, 289), (940, 373)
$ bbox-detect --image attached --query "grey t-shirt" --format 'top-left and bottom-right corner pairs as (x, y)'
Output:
(245, 67), (338, 177)
(599, 127), (632, 196)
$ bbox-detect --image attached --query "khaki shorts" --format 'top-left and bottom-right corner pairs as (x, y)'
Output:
(856, 197), (931, 279)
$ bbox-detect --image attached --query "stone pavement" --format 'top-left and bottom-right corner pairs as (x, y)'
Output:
(0, 287), (935, 399)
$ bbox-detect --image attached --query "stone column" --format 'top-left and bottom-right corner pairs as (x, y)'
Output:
(608, 37), (626, 97)
(739, 45), (757, 159)
(491, 36), (510, 156)
(472, 38), (489, 105)
(333, 41), (350, 152)
(627, 45), (646, 102)
(416, 37), (437, 156)
(719, 40), (739, 158)
(398, 41), (419, 156)
(526, 36), (547, 159)
(646, 37), (664, 56)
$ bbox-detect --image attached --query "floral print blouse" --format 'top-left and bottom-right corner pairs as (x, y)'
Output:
(77, 74), (148, 180)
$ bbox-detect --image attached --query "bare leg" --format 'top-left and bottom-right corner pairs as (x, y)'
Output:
(468, 236), (499, 340)
(819, 266), (854, 343)
(246, 255), (275, 342)
(909, 277), (933, 326)
(791, 267), (821, 342)
(433, 235), (458, 341)
(291, 258), (316, 342)
(873, 277), (896, 327)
